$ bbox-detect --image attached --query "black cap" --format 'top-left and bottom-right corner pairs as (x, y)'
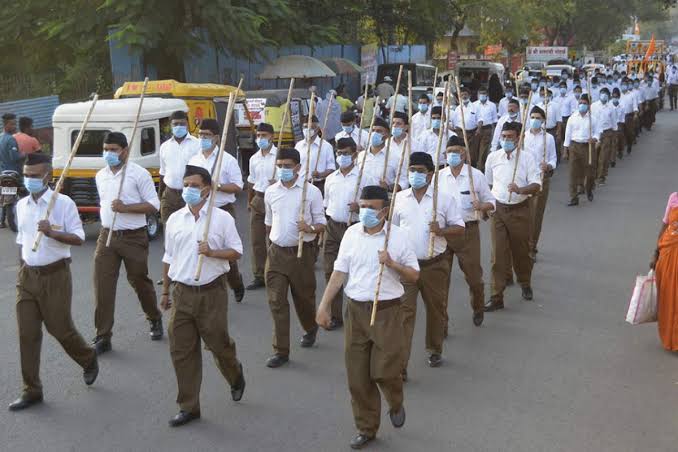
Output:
(373, 116), (390, 130)
(446, 135), (465, 148)
(257, 122), (274, 134)
(409, 152), (434, 171)
(199, 118), (220, 135)
(277, 147), (300, 164)
(599, 87), (610, 95)
(340, 111), (356, 123)
(393, 111), (408, 125)
(418, 93), (430, 101)
(184, 165), (211, 185)
(530, 106), (545, 118)
(103, 131), (128, 148)
(25, 153), (51, 166)
(302, 115), (319, 124)
(508, 98), (520, 106)
(431, 106), (442, 116)
(336, 137), (357, 151)
(360, 185), (388, 202)
(502, 121), (522, 133)
(579, 93), (590, 103)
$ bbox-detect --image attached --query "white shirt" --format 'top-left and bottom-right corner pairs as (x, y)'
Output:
(159, 134), (201, 190)
(620, 91), (639, 114)
(563, 112), (601, 147)
(96, 162), (160, 231)
(188, 148), (243, 207)
(334, 127), (370, 150)
(334, 222), (419, 301)
(536, 101), (561, 129)
(491, 114), (521, 151)
(667, 70), (678, 85)
(451, 102), (478, 130)
(162, 204), (243, 286)
(356, 146), (409, 190)
(485, 149), (541, 204)
(586, 86), (601, 103)
(264, 176), (326, 247)
(16, 189), (85, 267)
(324, 165), (378, 224)
(385, 135), (422, 166)
(296, 136), (336, 181)
(497, 96), (513, 118)
(392, 185), (464, 259)
(247, 145), (278, 192)
(386, 94), (409, 113)
(555, 93), (577, 118)
(418, 128), (455, 160)
(632, 88), (645, 104)
(439, 165), (495, 223)
(411, 110), (431, 140)
(591, 101), (617, 132)
(474, 100), (498, 125)
(523, 129), (558, 170)
(612, 101), (625, 124)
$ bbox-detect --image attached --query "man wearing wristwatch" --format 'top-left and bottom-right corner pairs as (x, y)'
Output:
(188, 119), (246, 302)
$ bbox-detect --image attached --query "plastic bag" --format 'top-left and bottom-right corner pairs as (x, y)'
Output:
(626, 270), (657, 325)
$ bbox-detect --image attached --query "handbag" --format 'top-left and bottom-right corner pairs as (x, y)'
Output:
(625, 270), (658, 325)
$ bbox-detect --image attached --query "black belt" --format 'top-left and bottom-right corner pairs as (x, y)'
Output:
(22, 258), (71, 275)
(175, 275), (224, 292)
(166, 187), (182, 194)
(348, 297), (401, 311)
(328, 218), (348, 227)
(271, 241), (315, 252)
(419, 251), (448, 266)
(465, 220), (478, 226)
(481, 124), (494, 130)
(496, 200), (529, 211)
(101, 226), (147, 237)
(254, 191), (265, 197)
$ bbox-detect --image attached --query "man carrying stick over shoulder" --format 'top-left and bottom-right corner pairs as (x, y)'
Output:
(563, 94), (600, 206)
(317, 185), (419, 450)
(355, 117), (408, 191)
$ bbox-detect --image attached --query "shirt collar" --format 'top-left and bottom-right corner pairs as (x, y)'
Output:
(359, 221), (388, 237)
(180, 200), (210, 220)
(405, 184), (434, 199)
(28, 187), (53, 206)
(171, 134), (197, 145)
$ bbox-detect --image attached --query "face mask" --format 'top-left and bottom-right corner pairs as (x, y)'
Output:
(427, 94), (433, 101)
(531, 83), (538, 91)
(462, 98), (470, 105)
(172, 125), (188, 138)
(479, 94), (488, 102)
(559, 87), (567, 96)
(200, 138), (213, 151)
(600, 93), (609, 103)
(633, 83), (639, 89)
(103, 151), (121, 167)
(539, 82), (546, 88)
(547, 81), (553, 88)
(303, 128), (316, 139)
(500, 140), (516, 152)
(418, 103), (429, 113)
(607, 80), (613, 85)
(621, 84), (628, 91)
(447, 153), (463, 167)
(276, 167), (295, 182)
(336, 154), (353, 168)
(342, 125), (354, 134)
(392, 127), (404, 138)
(431, 119), (441, 129)
(359, 207), (381, 228)
(256, 137), (270, 149)
(505, 91), (513, 99)
(435, 99), (443, 106)
(612, 98), (620, 106)
(371, 131), (384, 147)
(530, 118), (542, 129)
(509, 111), (518, 120)
(592, 84), (598, 89)
(578, 103), (589, 114)
(562, 74), (569, 80)
(182, 186), (203, 206)
(408, 171), (428, 189)
(574, 93), (581, 100)
(24, 177), (45, 194)
(519, 98), (528, 105)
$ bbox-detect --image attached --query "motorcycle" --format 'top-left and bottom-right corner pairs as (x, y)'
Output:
(0, 170), (27, 232)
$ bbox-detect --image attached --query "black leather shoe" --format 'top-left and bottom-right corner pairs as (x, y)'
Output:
(428, 353), (442, 368)
(156, 278), (163, 286)
(522, 286), (534, 301)
(350, 434), (375, 449)
(567, 197), (579, 206)
(473, 311), (484, 327)
(83, 357), (99, 386)
(389, 406), (406, 428)
(246, 278), (265, 290)
(327, 318), (343, 331)
(300, 327), (318, 348)
(8, 394), (43, 411)
(149, 318), (163, 341)
(93, 337), (111, 355)
(505, 278), (514, 286)
(610, 161), (616, 168)
(233, 285), (245, 303)
(266, 354), (289, 368)
(587, 191), (594, 202)
(484, 299), (504, 312)
(168, 411), (200, 427)
(231, 364), (245, 401)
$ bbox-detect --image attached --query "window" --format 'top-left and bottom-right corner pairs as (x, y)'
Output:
(159, 117), (172, 144)
(140, 127), (156, 156)
(72, 130), (110, 156)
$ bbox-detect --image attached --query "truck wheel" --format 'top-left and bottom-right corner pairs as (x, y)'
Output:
(147, 213), (161, 241)
(6, 203), (17, 233)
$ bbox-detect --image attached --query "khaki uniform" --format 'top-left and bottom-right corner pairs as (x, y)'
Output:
(491, 201), (534, 299)
(445, 222), (485, 314)
(596, 130), (615, 182)
(323, 218), (349, 320)
(219, 203), (244, 291)
(529, 175), (551, 254)
(477, 125), (494, 171)
(249, 191), (268, 281)
(568, 142), (597, 199)
(161, 187), (185, 224)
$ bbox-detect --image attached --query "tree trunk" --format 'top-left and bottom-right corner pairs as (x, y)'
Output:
(146, 49), (186, 81)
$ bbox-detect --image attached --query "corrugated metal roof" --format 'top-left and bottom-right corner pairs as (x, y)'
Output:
(0, 95), (60, 129)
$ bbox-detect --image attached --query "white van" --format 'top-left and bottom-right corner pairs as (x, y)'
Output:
(52, 97), (188, 240)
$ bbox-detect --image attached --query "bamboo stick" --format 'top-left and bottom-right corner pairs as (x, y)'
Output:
(453, 77), (480, 220)
(427, 81), (450, 258)
(270, 77), (295, 180)
(507, 91), (533, 203)
(381, 65), (403, 182)
(296, 92), (317, 258)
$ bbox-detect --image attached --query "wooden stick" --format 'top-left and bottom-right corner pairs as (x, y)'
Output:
(314, 92), (334, 175)
(106, 77), (150, 247)
(357, 78), (370, 150)
(381, 65), (403, 182)
(194, 92), (237, 281)
(507, 91), (533, 203)
(271, 77), (295, 180)
(349, 95), (381, 225)
(453, 77), (480, 221)
(370, 113), (411, 326)
(296, 92), (317, 258)
(32, 95), (99, 252)
(427, 81), (450, 257)
(541, 97), (548, 192)
(587, 73), (593, 166)
(406, 71), (413, 157)
(428, 67), (438, 128)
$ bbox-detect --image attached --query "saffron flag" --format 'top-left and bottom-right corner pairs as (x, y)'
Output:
(643, 34), (656, 62)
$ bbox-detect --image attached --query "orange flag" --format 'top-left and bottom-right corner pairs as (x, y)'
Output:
(643, 34), (656, 62)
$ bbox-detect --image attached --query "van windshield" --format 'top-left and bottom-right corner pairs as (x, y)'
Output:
(71, 130), (111, 157)
(459, 69), (489, 91)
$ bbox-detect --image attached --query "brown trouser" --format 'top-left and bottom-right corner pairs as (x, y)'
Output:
(613, 126), (624, 161)
(266, 242), (318, 356)
(402, 252), (450, 368)
(94, 227), (160, 340)
(568, 141), (597, 199)
(324, 218), (349, 321)
(454, 128), (479, 167)
(547, 127), (560, 159)
(345, 299), (404, 437)
(477, 126), (494, 171)
(624, 114), (635, 150)
(490, 201), (533, 300)
(529, 176), (551, 254)
(168, 276), (242, 415)
(218, 203), (244, 290)
(596, 130), (615, 182)
(16, 259), (95, 397)
(445, 221), (485, 315)
(161, 187), (185, 224)
(249, 192), (267, 281)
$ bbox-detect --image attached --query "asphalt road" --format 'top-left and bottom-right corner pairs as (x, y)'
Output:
(1, 108), (677, 452)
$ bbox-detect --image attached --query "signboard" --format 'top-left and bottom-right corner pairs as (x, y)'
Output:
(626, 40), (666, 57)
(526, 46), (568, 62)
(447, 51), (458, 70)
(289, 100), (304, 142)
(361, 43), (378, 84)
(484, 45), (503, 57)
(234, 98), (267, 127)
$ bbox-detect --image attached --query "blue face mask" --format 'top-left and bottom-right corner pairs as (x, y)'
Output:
(256, 137), (270, 150)
(509, 111), (518, 120)
(562, 74), (569, 80)
(505, 91), (513, 99)
(559, 87), (567, 96)
(418, 103), (429, 113)
(600, 93), (609, 103)
(371, 131), (384, 147)
(612, 98), (620, 106)
(172, 125), (188, 138)
(182, 186), (203, 206)
(479, 94), (488, 102)
(447, 153), (463, 167)
(336, 154), (353, 168)
(578, 103), (589, 114)
(342, 125), (354, 134)
(24, 177), (45, 194)
(547, 81), (553, 88)
(501, 140), (516, 152)
(200, 138), (213, 151)
(574, 92), (581, 100)
(276, 167), (295, 182)
(621, 84), (628, 91)
(392, 127), (404, 138)
(408, 171), (428, 189)
(103, 151), (121, 167)
(431, 119), (441, 129)
(531, 83), (538, 91)
(359, 207), (381, 228)
(530, 118), (542, 129)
